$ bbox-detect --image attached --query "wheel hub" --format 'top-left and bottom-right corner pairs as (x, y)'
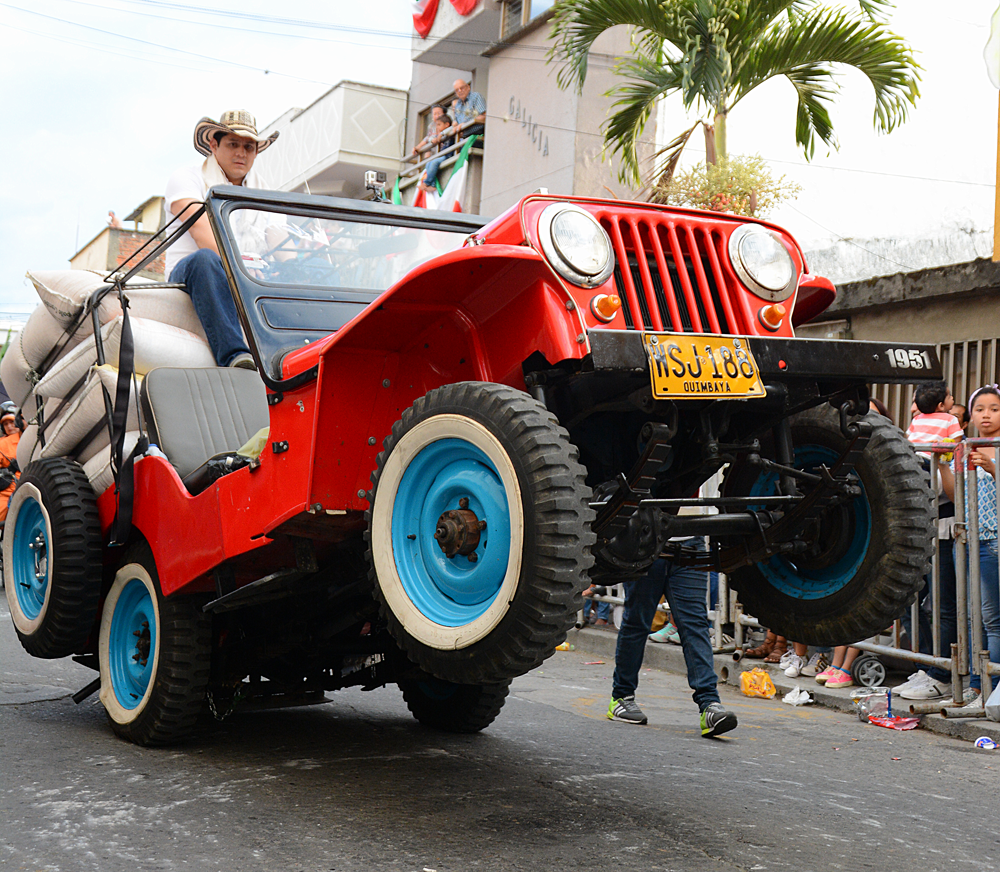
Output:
(434, 497), (487, 561)
(28, 533), (47, 584)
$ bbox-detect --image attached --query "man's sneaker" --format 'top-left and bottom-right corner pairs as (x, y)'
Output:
(608, 696), (648, 724)
(800, 652), (828, 677)
(894, 670), (930, 695)
(899, 676), (950, 700)
(784, 654), (807, 678)
(229, 353), (256, 370)
(700, 702), (738, 737)
(649, 623), (680, 644)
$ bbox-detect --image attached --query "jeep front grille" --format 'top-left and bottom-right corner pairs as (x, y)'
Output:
(601, 216), (742, 335)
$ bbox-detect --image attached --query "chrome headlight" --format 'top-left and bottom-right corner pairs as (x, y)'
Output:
(728, 225), (797, 301)
(537, 203), (615, 288)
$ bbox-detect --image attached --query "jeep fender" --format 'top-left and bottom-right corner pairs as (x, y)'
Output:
(305, 245), (588, 513)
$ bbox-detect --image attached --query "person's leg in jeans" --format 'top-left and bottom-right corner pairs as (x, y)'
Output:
(979, 539), (1000, 691)
(170, 249), (250, 366)
(611, 560), (665, 701)
(663, 543), (719, 711)
(920, 541), (957, 684)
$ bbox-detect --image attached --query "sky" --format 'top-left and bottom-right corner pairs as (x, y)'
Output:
(659, 3), (1000, 270)
(0, 0), (415, 314)
(0, 1), (998, 314)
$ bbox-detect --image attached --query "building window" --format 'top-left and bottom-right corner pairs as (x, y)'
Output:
(501, 0), (554, 38)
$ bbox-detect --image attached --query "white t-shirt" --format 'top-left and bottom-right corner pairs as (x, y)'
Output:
(163, 162), (267, 278)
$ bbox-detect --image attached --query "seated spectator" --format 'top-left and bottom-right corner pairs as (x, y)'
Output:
(0, 408), (21, 523)
(814, 646), (860, 688)
(412, 105), (444, 157)
(418, 113), (456, 194)
(450, 79), (486, 139)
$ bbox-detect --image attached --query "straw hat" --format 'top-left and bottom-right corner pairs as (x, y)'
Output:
(193, 110), (279, 157)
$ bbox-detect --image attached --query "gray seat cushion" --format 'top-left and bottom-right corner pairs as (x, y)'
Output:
(140, 367), (269, 487)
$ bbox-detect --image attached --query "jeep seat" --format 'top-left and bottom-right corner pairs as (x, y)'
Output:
(139, 367), (269, 495)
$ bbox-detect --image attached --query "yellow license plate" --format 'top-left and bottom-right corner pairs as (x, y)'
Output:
(643, 333), (766, 400)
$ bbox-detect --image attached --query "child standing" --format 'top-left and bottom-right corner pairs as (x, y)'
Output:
(941, 385), (1000, 698)
(906, 381), (964, 456)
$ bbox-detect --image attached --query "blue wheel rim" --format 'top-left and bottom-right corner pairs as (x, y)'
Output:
(12, 495), (49, 621)
(108, 577), (157, 710)
(750, 445), (871, 600)
(391, 437), (512, 627)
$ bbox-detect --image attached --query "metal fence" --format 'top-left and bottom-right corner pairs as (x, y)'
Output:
(581, 436), (1000, 719)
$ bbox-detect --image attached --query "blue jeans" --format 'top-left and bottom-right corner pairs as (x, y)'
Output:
(612, 539), (718, 711)
(959, 540), (1000, 691)
(422, 155), (447, 188)
(170, 249), (249, 367)
(901, 542), (957, 684)
(583, 598), (611, 622)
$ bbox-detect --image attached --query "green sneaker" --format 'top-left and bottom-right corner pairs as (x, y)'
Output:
(700, 702), (737, 737)
(608, 696), (648, 724)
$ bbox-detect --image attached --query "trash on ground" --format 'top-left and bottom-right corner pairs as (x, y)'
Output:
(740, 668), (776, 699)
(555, 642), (574, 651)
(975, 736), (999, 749)
(782, 686), (813, 706)
(868, 715), (920, 731)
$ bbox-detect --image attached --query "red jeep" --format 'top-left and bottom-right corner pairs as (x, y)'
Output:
(4, 187), (937, 744)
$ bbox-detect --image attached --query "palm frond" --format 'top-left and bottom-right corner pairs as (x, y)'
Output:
(731, 7), (920, 143)
(548, 0), (679, 92)
(600, 55), (687, 184)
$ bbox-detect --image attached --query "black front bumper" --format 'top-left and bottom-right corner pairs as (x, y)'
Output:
(588, 329), (943, 384)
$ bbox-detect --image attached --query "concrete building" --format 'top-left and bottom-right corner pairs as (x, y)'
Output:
(69, 196), (166, 280)
(796, 258), (1000, 423)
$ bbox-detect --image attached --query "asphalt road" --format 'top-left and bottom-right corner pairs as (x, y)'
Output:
(1, 602), (997, 872)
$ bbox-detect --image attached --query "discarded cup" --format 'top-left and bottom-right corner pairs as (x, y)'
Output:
(974, 736), (998, 749)
(555, 642), (574, 651)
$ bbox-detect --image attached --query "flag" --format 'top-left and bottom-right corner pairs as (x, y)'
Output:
(413, 0), (440, 38)
(435, 135), (478, 212)
(450, 0), (477, 13)
(986, 4), (1000, 88)
(391, 176), (402, 205)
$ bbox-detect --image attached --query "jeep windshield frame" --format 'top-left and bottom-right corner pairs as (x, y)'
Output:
(206, 186), (486, 392)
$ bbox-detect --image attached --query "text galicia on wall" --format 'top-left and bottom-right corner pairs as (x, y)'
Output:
(509, 97), (549, 157)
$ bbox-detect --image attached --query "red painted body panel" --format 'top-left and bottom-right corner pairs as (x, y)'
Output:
(97, 192), (839, 596)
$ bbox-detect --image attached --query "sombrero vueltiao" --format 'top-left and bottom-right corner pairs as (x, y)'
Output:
(193, 110), (279, 157)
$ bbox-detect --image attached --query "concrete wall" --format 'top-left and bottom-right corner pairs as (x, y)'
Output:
(796, 258), (1000, 345)
(479, 23), (653, 216)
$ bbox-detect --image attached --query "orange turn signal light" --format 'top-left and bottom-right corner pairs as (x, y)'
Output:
(591, 293), (622, 323)
(757, 303), (786, 332)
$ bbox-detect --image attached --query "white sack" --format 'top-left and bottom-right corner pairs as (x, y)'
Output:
(83, 430), (141, 495)
(40, 366), (139, 462)
(36, 315), (213, 400)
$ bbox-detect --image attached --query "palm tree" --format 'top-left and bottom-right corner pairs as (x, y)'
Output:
(549, 0), (921, 186)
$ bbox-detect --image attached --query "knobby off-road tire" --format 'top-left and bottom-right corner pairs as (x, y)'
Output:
(3, 458), (102, 658)
(98, 542), (211, 746)
(366, 382), (595, 685)
(725, 407), (933, 646)
(399, 675), (512, 733)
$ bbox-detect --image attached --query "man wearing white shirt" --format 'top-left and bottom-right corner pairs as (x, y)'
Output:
(164, 110), (278, 368)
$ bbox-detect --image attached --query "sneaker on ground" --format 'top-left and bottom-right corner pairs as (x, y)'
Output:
(899, 676), (950, 700)
(814, 666), (837, 684)
(700, 702), (738, 737)
(777, 649), (795, 668)
(894, 669), (930, 695)
(948, 691), (984, 714)
(800, 652), (827, 677)
(649, 623), (680, 644)
(784, 654), (807, 678)
(608, 696), (648, 724)
(230, 353), (256, 370)
(826, 667), (854, 688)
